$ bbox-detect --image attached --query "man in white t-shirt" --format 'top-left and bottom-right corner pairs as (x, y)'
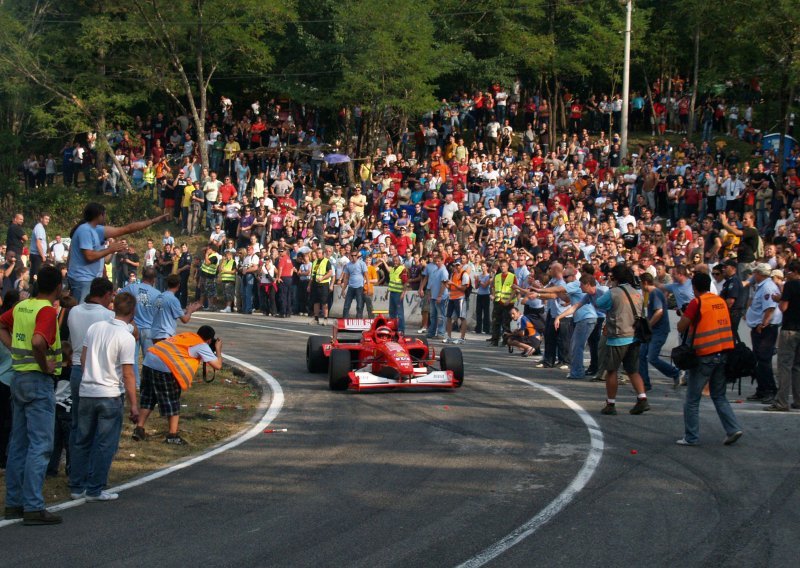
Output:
(143, 239), (157, 267)
(486, 119), (501, 153)
(50, 234), (68, 264)
(66, 277), (115, 440)
(68, 291), (137, 502)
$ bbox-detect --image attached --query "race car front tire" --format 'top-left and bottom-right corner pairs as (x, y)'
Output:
(307, 335), (329, 373)
(440, 347), (464, 387)
(329, 349), (351, 391)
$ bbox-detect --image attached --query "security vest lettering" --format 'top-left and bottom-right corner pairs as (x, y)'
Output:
(314, 257), (331, 284)
(201, 252), (220, 276)
(220, 258), (237, 282)
(388, 266), (405, 293)
(494, 273), (515, 303)
(691, 292), (735, 356)
(10, 298), (62, 375)
(148, 332), (205, 390)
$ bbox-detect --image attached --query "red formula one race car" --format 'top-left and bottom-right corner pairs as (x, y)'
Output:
(306, 316), (464, 391)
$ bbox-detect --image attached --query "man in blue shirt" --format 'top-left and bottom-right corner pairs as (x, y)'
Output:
(532, 263), (572, 369)
(151, 275), (202, 341)
(121, 267), (162, 387)
(658, 265), (695, 313)
(67, 202), (169, 302)
(553, 273), (600, 380)
(745, 263), (782, 403)
(340, 251), (368, 319)
(420, 254), (449, 339)
(639, 273), (683, 390)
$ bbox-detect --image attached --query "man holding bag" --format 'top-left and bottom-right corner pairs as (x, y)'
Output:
(675, 272), (742, 446)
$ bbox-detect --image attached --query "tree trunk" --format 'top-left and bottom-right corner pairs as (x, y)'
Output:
(688, 26), (700, 138)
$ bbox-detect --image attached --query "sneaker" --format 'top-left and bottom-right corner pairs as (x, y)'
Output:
(675, 438), (698, 446)
(535, 362), (553, 368)
(723, 431), (743, 446)
(591, 376), (606, 382)
(760, 396), (776, 406)
(131, 426), (147, 442)
(558, 364), (570, 370)
(22, 510), (62, 525)
(70, 491), (86, 500)
(165, 434), (188, 446)
(322, 318), (329, 326)
(86, 491), (119, 502)
(629, 398), (651, 415)
(746, 393), (764, 401)
(453, 338), (466, 345)
(600, 403), (617, 415)
(443, 337), (452, 343)
(3, 506), (23, 519)
(764, 404), (789, 412)
(418, 328), (427, 334)
(219, 306), (232, 313)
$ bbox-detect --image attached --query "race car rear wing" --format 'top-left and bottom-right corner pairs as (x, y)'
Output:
(336, 318), (375, 331)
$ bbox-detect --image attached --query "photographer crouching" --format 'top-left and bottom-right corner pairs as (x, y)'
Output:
(132, 325), (223, 446)
(505, 306), (543, 358)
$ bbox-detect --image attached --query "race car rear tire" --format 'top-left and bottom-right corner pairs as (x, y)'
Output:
(329, 349), (351, 391)
(440, 347), (464, 387)
(307, 336), (329, 373)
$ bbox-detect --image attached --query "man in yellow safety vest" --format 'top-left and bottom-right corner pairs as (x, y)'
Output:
(489, 260), (516, 347)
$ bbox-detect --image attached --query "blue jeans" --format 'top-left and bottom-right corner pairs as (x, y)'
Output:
(243, 273), (256, 313)
(343, 286), (365, 318)
(427, 298), (447, 337)
(389, 292), (405, 332)
(639, 327), (680, 389)
(68, 396), (123, 496)
(68, 278), (91, 303)
(5, 371), (56, 512)
(684, 352), (741, 444)
(569, 318), (596, 378)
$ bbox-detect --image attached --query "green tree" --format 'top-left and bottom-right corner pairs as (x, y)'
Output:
(129, 0), (295, 169)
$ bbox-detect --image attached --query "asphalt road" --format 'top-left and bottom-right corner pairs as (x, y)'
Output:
(1, 314), (799, 567)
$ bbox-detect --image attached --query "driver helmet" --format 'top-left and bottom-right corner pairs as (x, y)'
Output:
(375, 326), (393, 342)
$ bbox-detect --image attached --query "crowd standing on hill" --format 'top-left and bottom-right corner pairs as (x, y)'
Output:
(2, 81), (800, 523)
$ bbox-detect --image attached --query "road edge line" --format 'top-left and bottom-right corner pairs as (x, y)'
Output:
(0, 354), (283, 527)
(455, 367), (604, 568)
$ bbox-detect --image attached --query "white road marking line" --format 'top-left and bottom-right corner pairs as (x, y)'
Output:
(455, 367), (605, 568)
(0, 355), (283, 528)
(194, 315), (316, 335)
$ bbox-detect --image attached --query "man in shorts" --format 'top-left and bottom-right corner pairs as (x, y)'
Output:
(594, 264), (650, 416)
(133, 325), (222, 445)
(444, 258), (470, 344)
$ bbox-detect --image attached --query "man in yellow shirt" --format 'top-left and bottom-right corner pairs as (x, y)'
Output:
(349, 187), (367, 221)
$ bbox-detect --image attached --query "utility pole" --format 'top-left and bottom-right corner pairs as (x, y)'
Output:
(620, 0), (632, 159)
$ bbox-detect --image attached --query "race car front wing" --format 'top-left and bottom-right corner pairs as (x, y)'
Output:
(348, 368), (457, 391)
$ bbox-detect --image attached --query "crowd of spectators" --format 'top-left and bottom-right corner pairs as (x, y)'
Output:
(3, 80), (800, 522)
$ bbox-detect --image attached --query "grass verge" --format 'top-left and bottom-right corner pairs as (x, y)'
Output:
(0, 365), (261, 510)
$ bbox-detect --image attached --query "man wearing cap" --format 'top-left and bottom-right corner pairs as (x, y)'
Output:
(720, 258), (746, 340)
(133, 325), (222, 445)
(745, 263), (781, 404)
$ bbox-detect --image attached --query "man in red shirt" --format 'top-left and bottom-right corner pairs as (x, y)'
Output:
(249, 117), (266, 147)
(219, 177), (237, 204)
(395, 226), (413, 256)
(0, 266), (64, 524)
(585, 155), (599, 175)
(277, 195), (297, 213)
(276, 249), (295, 318)
(424, 192), (441, 233)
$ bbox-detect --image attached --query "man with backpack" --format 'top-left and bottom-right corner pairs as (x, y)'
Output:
(675, 272), (742, 446)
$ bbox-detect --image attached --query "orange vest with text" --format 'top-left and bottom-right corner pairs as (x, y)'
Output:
(148, 332), (205, 390)
(691, 292), (734, 356)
